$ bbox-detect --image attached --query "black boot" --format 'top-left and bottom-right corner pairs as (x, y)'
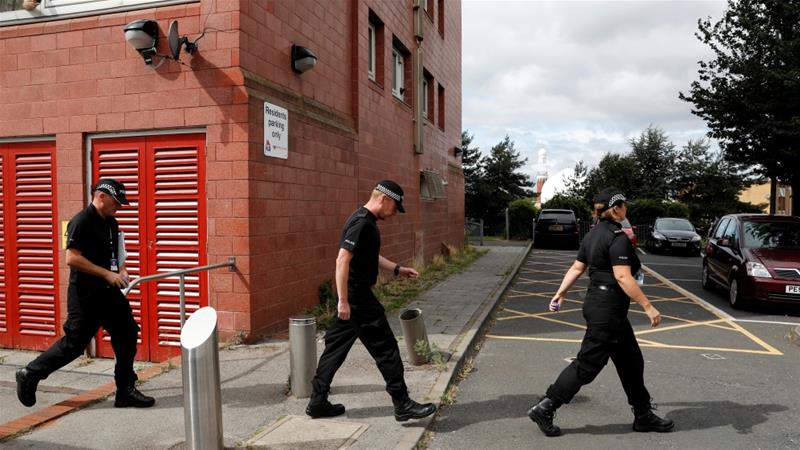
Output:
(306, 395), (346, 418)
(114, 385), (155, 408)
(16, 368), (40, 407)
(528, 397), (562, 437)
(632, 403), (674, 432)
(393, 398), (436, 422)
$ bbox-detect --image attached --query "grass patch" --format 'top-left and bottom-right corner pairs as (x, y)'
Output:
(374, 244), (487, 314)
(306, 245), (487, 330)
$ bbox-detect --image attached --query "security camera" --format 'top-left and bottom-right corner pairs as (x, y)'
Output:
(123, 19), (159, 65)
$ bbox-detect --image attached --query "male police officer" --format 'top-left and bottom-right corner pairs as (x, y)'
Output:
(306, 180), (437, 422)
(16, 179), (154, 408)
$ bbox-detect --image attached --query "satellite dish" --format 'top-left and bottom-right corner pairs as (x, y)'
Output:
(168, 20), (198, 61)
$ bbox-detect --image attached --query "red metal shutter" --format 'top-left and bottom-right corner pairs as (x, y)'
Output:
(0, 142), (60, 350)
(91, 134), (206, 362)
(144, 134), (206, 361)
(91, 138), (150, 360)
(0, 148), (8, 346)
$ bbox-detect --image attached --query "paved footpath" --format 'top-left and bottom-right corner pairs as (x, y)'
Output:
(0, 243), (529, 449)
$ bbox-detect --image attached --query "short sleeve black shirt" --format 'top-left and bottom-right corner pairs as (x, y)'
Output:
(339, 207), (380, 289)
(577, 218), (640, 285)
(66, 204), (120, 291)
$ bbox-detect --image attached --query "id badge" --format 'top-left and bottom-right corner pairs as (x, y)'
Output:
(110, 258), (119, 272)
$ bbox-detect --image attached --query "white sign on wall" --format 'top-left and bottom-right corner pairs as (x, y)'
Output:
(264, 101), (288, 159)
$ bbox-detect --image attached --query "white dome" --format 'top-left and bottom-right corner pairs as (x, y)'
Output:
(540, 168), (583, 204)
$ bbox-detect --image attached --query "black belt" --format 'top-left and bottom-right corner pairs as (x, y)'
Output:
(592, 283), (621, 291)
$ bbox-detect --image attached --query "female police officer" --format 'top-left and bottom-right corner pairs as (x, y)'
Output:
(528, 187), (674, 437)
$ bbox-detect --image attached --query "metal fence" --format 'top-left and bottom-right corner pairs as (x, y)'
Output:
(465, 218), (484, 246)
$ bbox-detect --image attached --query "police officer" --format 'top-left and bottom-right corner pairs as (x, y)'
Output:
(528, 187), (673, 436)
(16, 179), (155, 408)
(306, 180), (436, 422)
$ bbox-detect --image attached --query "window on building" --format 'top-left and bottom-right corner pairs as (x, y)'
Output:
(422, 0), (433, 19)
(437, 83), (445, 130)
(423, 70), (434, 122)
(0, 0), (194, 24)
(368, 24), (376, 81)
(391, 39), (409, 101)
(368, 11), (385, 86)
(420, 170), (446, 200)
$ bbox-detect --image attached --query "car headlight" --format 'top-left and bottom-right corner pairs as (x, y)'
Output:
(691, 235), (701, 242)
(746, 262), (772, 278)
(653, 232), (666, 240)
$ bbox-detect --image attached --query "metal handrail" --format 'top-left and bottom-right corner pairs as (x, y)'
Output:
(123, 256), (236, 327)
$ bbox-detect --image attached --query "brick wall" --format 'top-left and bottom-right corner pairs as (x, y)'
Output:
(0, 0), (463, 347)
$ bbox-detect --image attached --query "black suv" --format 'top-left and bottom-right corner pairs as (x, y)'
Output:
(533, 209), (579, 249)
(647, 217), (702, 255)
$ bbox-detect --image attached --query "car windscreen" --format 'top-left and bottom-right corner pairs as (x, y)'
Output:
(539, 213), (575, 222)
(742, 221), (800, 249)
(657, 219), (694, 231)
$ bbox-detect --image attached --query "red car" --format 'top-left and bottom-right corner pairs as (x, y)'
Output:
(702, 214), (800, 308)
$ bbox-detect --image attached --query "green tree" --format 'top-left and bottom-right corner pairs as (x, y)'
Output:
(508, 198), (539, 239)
(679, 0), (800, 214)
(461, 130), (487, 219)
(629, 126), (676, 200)
(583, 153), (638, 203)
(673, 138), (753, 230)
(565, 160), (590, 200)
(481, 135), (533, 231)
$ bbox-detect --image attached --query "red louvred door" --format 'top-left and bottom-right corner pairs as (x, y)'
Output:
(92, 134), (206, 361)
(0, 142), (60, 350)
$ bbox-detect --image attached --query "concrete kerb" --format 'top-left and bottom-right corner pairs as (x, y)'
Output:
(393, 242), (533, 450)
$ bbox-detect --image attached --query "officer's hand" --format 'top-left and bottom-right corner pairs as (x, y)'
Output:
(105, 271), (129, 289)
(399, 266), (419, 279)
(644, 305), (661, 327)
(337, 300), (351, 321)
(549, 294), (563, 312)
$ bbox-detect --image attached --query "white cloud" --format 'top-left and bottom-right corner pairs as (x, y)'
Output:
(462, 0), (727, 180)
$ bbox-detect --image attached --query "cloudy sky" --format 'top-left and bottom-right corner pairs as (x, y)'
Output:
(462, 0), (727, 181)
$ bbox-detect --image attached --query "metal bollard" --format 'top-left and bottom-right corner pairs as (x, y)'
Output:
(289, 315), (317, 398)
(180, 307), (223, 450)
(399, 308), (429, 366)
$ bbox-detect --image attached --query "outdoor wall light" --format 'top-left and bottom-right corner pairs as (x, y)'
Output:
(123, 19), (159, 65)
(291, 44), (317, 74)
(454, 146), (463, 157)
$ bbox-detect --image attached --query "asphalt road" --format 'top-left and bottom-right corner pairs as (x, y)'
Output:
(427, 249), (800, 450)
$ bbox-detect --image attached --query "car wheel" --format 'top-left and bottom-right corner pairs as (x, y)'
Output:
(729, 278), (745, 309)
(701, 263), (713, 290)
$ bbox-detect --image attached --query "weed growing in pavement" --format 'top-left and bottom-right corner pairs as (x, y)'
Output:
(304, 279), (338, 331)
(414, 339), (446, 371)
(440, 385), (457, 405)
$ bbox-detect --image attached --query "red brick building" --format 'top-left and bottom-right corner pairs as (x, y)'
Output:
(0, 0), (463, 361)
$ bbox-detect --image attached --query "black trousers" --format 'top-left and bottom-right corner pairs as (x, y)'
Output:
(27, 285), (140, 389)
(310, 290), (409, 402)
(546, 287), (651, 410)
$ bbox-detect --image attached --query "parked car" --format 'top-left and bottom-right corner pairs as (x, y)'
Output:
(702, 214), (800, 308)
(620, 218), (637, 248)
(648, 217), (702, 255)
(533, 209), (580, 249)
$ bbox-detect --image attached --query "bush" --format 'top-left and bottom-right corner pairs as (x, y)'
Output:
(508, 198), (538, 239)
(542, 194), (591, 221)
(628, 199), (688, 224)
(662, 202), (690, 219)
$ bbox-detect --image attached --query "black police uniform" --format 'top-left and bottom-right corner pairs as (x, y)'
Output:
(545, 217), (651, 410)
(26, 203), (140, 390)
(310, 206), (409, 403)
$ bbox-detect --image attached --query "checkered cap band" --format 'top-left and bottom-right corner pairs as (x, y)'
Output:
(376, 184), (402, 202)
(608, 193), (626, 207)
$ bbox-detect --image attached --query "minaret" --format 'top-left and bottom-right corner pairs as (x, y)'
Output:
(535, 147), (549, 208)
